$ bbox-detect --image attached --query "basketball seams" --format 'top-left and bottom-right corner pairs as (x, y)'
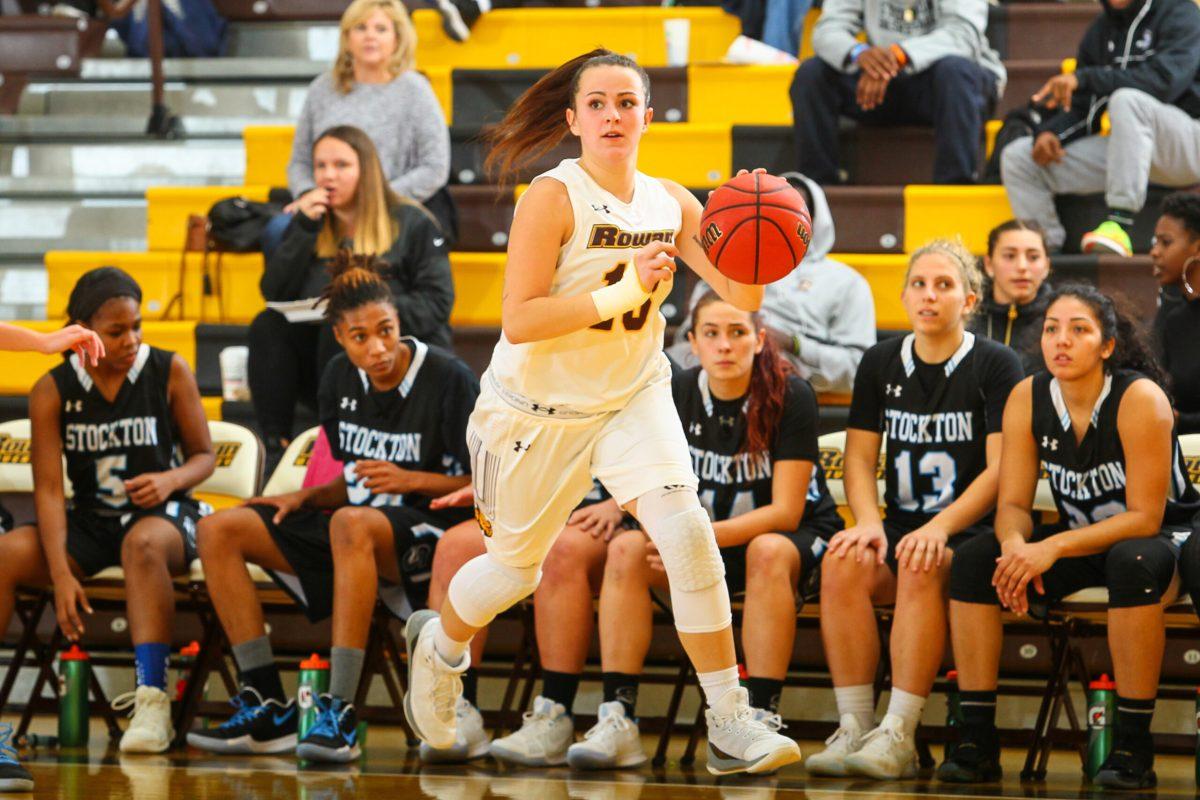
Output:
(699, 171), (811, 285)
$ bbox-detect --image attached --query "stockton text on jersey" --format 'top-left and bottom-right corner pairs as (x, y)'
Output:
(689, 446), (772, 485)
(64, 417), (159, 452)
(883, 410), (975, 444)
(1044, 460), (1127, 502)
(336, 422), (422, 463)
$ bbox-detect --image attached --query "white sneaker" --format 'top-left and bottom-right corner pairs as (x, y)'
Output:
(420, 698), (492, 763)
(805, 714), (866, 776)
(566, 701), (646, 770)
(488, 695), (574, 766)
(404, 609), (469, 750)
(705, 687), (801, 776)
(115, 686), (174, 753)
(843, 714), (917, 779)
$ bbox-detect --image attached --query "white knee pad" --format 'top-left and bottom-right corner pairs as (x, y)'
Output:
(447, 553), (542, 629)
(637, 486), (731, 634)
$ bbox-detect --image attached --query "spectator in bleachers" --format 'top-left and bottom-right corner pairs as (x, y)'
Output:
(968, 219), (1052, 374)
(999, 0), (1200, 257)
(1151, 192), (1200, 434)
(668, 172), (875, 393)
(721, 0), (810, 60)
(789, 0), (1004, 185)
(261, 0), (451, 254)
(250, 125), (453, 463)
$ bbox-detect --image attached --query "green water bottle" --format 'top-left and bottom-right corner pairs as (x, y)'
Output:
(945, 670), (963, 760)
(57, 645), (90, 747)
(1086, 673), (1116, 780)
(297, 653), (330, 739)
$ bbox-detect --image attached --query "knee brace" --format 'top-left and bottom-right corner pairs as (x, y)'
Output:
(1106, 538), (1176, 608)
(447, 553), (541, 628)
(637, 486), (731, 634)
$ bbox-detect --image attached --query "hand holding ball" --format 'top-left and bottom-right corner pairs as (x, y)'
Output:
(699, 172), (812, 285)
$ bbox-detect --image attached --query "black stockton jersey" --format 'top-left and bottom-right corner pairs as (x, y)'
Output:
(673, 366), (841, 532)
(1033, 369), (1200, 530)
(848, 333), (1023, 525)
(318, 338), (478, 513)
(50, 345), (188, 514)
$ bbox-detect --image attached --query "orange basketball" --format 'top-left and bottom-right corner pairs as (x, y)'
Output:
(699, 172), (812, 285)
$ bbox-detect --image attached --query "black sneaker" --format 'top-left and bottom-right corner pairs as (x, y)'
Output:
(434, 0), (482, 42)
(937, 725), (1001, 783)
(0, 724), (32, 792)
(295, 695), (360, 763)
(1094, 745), (1156, 789)
(186, 687), (298, 754)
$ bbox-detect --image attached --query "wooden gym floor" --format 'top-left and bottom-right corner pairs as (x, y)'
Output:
(12, 729), (1198, 799)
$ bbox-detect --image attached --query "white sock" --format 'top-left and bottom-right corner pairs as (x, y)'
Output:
(697, 666), (740, 707)
(885, 688), (926, 736)
(475, 0), (491, 11)
(834, 684), (875, 731)
(433, 623), (469, 667)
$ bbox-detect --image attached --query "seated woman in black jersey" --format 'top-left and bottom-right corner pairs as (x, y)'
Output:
(251, 124), (454, 465)
(0, 267), (215, 756)
(968, 219), (1052, 374)
(574, 291), (842, 769)
(191, 258), (476, 763)
(1149, 192), (1200, 434)
(941, 285), (1200, 789)
(808, 240), (1023, 780)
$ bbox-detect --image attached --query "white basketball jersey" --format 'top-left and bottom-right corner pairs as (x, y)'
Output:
(488, 159), (682, 415)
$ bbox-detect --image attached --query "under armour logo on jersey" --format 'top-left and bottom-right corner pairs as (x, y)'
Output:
(513, 441), (531, 453)
(341, 397), (357, 411)
(719, 415), (736, 427)
(689, 422), (702, 436)
(1042, 435), (1059, 451)
(591, 202), (611, 214)
(530, 403), (556, 415)
(64, 400), (82, 412)
(886, 384), (903, 398)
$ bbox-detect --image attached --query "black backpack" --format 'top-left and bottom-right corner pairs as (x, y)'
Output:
(207, 196), (282, 252)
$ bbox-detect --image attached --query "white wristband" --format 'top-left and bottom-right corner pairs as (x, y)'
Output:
(591, 264), (651, 321)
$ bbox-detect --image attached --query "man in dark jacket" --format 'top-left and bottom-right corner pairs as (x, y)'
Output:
(999, 0), (1200, 256)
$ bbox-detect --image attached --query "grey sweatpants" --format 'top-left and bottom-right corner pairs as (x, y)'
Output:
(1001, 88), (1200, 250)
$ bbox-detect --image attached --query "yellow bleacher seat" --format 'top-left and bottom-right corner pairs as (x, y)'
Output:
(45, 250), (266, 324)
(410, 7), (739, 69)
(0, 320), (197, 398)
(201, 396), (222, 421)
(195, 420), (263, 510)
(687, 64), (792, 126)
(425, 65), (452, 124)
(903, 185), (1014, 255)
(833, 254), (908, 330)
(246, 123), (733, 189)
(450, 252), (505, 327)
(146, 185), (270, 252)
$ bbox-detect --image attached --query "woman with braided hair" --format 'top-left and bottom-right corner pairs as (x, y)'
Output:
(191, 254), (477, 763)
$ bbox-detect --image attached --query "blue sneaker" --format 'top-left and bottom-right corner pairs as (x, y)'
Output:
(186, 687), (298, 755)
(295, 695), (360, 763)
(0, 723), (33, 792)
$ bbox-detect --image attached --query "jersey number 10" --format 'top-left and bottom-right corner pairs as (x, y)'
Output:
(590, 263), (652, 332)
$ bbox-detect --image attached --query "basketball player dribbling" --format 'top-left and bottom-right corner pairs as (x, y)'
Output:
(403, 48), (803, 775)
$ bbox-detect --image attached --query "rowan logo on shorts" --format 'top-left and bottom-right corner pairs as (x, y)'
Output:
(513, 441), (531, 453)
(474, 505), (494, 537)
(0, 435), (31, 464)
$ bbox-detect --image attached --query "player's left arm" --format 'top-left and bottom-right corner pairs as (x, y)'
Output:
(660, 178), (763, 313)
(712, 459), (813, 548)
(126, 354), (215, 508)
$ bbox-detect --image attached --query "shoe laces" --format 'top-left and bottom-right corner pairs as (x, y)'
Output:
(860, 722), (906, 751)
(111, 688), (167, 727)
(431, 671), (461, 721)
(308, 697), (351, 741)
(715, 703), (771, 740)
(219, 693), (268, 731)
(756, 711), (785, 732)
(825, 724), (857, 748)
(0, 723), (18, 764)
(583, 710), (634, 744)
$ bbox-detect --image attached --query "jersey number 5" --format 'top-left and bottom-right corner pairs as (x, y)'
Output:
(590, 263), (652, 332)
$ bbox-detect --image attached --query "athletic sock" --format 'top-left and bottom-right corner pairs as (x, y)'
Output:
(885, 687), (926, 736)
(1106, 209), (1135, 229)
(329, 646), (365, 703)
(698, 666), (741, 708)
(833, 684), (875, 731)
(959, 690), (998, 729)
(461, 667), (479, 707)
(232, 636), (286, 702)
(433, 624), (470, 667)
(602, 672), (640, 720)
(133, 642), (170, 691)
(744, 676), (784, 714)
(1116, 695), (1155, 750)
(540, 670), (580, 714)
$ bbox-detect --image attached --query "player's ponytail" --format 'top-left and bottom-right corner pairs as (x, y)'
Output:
(484, 48), (651, 188)
(1048, 283), (1170, 391)
(320, 249), (395, 325)
(65, 266), (142, 325)
(690, 291), (793, 456)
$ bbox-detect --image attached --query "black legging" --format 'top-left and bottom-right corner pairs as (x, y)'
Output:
(247, 309), (341, 443)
